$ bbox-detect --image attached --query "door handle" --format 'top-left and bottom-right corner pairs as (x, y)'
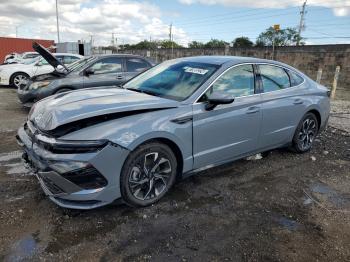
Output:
(293, 99), (303, 105)
(246, 106), (260, 114)
(116, 75), (123, 80)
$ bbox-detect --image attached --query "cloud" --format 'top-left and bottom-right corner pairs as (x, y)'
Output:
(0, 0), (190, 46)
(178, 0), (350, 16)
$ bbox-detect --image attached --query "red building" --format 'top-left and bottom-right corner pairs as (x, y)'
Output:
(0, 37), (55, 63)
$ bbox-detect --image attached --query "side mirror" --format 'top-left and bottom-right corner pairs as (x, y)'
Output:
(205, 92), (234, 110)
(85, 67), (95, 76)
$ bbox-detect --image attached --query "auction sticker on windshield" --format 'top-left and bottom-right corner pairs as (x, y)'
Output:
(183, 66), (208, 75)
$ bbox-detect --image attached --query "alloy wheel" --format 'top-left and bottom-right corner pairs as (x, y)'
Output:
(13, 74), (27, 88)
(298, 118), (317, 151)
(128, 152), (172, 201)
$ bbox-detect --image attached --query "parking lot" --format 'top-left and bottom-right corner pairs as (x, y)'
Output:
(0, 86), (349, 261)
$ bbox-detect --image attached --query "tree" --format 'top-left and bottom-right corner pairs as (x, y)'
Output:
(159, 40), (183, 49)
(256, 27), (304, 46)
(131, 40), (158, 49)
(232, 37), (253, 47)
(188, 41), (205, 48)
(204, 39), (228, 48)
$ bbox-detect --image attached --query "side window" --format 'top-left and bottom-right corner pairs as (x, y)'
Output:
(64, 56), (80, 65)
(259, 65), (290, 92)
(90, 57), (123, 74)
(206, 64), (255, 98)
(288, 70), (304, 86)
(126, 58), (150, 73)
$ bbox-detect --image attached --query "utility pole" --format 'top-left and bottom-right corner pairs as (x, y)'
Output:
(55, 0), (60, 43)
(111, 33), (115, 46)
(16, 26), (19, 38)
(169, 23), (174, 58)
(297, 0), (307, 46)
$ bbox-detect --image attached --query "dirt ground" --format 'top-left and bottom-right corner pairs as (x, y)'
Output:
(0, 87), (349, 262)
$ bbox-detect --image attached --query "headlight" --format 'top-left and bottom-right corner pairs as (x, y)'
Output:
(30, 81), (51, 90)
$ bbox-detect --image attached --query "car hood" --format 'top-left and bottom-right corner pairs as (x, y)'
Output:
(29, 88), (179, 132)
(32, 42), (68, 73)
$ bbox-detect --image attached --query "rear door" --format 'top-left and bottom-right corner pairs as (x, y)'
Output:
(257, 64), (307, 150)
(124, 57), (152, 81)
(83, 57), (125, 88)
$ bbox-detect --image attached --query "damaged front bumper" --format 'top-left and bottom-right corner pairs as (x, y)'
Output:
(16, 121), (130, 209)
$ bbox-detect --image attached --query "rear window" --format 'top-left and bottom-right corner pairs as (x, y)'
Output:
(126, 58), (150, 73)
(259, 64), (290, 92)
(288, 70), (304, 86)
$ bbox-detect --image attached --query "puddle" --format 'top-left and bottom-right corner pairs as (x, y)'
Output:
(310, 183), (350, 209)
(0, 151), (22, 162)
(273, 216), (301, 231)
(5, 233), (40, 262)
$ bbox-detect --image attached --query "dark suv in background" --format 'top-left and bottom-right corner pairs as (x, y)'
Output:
(17, 43), (155, 106)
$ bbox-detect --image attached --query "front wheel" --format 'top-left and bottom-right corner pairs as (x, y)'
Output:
(292, 112), (319, 153)
(120, 142), (178, 207)
(10, 72), (29, 88)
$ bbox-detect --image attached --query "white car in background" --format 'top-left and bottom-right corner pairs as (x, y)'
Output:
(0, 53), (83, 88)
(4, 52), (41, 64)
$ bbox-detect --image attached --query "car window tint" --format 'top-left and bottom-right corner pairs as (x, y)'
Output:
(90, 57), (123, 74)
(288, 70), (304, 86)
(56, 56), (64, 63)
(126, 58), (150, 72)
(259, 65), (290, 92)
(208, 64), (255, 97)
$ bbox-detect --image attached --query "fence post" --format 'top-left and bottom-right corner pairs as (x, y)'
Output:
(316, 68), (322, 84)
(331, 66), (340, 99)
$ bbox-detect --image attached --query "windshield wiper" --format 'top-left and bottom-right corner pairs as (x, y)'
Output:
(125, 87), (160, 97)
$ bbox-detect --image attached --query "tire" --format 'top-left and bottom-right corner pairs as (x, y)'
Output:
(55, 88), (72, 94)
(292, 112), (319, 153)
(120, 142), (178, 207)
(10, 72), (29, 88)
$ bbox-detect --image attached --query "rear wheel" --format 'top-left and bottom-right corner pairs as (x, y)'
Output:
(292, 112), (319, 153)
(120, 142), (177, 207)
(10, 72), (29, 88)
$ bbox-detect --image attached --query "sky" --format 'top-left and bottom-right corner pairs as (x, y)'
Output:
(0, 0), (349, 46)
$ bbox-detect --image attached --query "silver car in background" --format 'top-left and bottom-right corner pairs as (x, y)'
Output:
(17, 56), (330, 209)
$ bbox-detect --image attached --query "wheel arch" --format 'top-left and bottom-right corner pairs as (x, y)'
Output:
(10, 71), (30, 83)
(54, 86), (75, 94)
(306, 108), (321, 130)
(127, 133), (185, 178)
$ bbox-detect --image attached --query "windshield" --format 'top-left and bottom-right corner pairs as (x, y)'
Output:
(123, 60), (219, 101)
(68, 57), (95, 72)
(23, 57), (41, 65)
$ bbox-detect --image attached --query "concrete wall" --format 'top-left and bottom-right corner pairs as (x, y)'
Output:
(121, 45), (350, 100)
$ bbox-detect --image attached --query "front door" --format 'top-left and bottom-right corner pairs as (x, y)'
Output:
(83, 57), (125, 88)
(193, 64), (262, 169)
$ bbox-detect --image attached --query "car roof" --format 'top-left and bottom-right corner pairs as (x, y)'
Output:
(92, 54), (146, 58)
(54, 53), (84, 57)
(178, 55), (283, 66)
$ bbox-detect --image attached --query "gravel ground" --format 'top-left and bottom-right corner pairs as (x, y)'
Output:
(0, 87), (349, 262)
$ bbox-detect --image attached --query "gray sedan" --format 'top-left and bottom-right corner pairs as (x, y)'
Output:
(17, 56), (330, 209)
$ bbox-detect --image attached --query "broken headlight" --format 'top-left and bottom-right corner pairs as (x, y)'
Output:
(30, 81), (51, 90)
(36, 134), (109, 153)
